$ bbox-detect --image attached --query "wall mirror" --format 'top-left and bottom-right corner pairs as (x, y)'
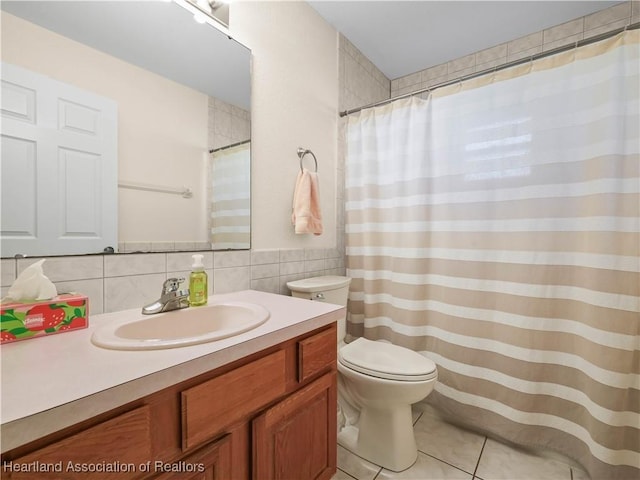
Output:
(0, 0), (251, 258)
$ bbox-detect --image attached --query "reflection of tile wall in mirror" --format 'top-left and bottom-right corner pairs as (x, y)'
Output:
(209, 97), (251, 151)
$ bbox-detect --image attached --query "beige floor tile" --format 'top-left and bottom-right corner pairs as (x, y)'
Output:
(416, 401), (441, 418)
(331, 468), (358, 480)
(476, 438), (572, 480)
(376, 452), (473, 479)
(571, 466), (591, 480)
(337, 445), (381, 480)
(413, 408), (486, 474)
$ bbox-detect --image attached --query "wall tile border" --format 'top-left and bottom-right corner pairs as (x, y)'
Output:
(391, 1), (636, 97)
(1, 248), (346, 315)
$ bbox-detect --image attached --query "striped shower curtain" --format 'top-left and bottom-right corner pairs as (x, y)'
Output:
(345, 31), (639, 479)
(209, 141), (251, 249)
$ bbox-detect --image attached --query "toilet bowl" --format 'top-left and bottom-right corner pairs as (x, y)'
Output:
(287, 275), (438, 472)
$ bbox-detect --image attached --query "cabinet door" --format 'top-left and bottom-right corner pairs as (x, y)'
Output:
(153, 434), (232, 480)
(253, 372), (337, 480)
(6, 406), (151, 480)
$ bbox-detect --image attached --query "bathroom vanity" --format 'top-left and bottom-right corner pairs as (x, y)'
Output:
(0, 290), (342, 480)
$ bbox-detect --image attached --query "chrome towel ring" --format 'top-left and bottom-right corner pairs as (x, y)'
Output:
(297, 147), (318, 173)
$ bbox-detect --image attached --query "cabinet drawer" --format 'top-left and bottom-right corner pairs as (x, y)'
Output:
(7, 406), (151, 480)
(182, 349), (286, 451)
(297, 325), (336, 383)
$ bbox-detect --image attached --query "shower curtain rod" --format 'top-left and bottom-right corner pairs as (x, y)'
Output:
(340, 21), (640, 117)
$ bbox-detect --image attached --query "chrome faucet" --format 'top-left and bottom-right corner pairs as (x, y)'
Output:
(142, 277), (190, 315)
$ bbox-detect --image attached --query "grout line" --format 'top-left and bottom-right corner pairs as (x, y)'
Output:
(412, 411), (424, 425)
(336, 467), (358, 480)
(472, 436), (488, 478)
(419, 451), (476, 476)
(102, 254), (107, 314)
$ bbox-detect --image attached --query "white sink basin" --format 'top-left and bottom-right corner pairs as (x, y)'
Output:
(91, 301), (270, 350)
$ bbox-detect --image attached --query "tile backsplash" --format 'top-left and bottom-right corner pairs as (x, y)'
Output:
(0, 248), (345, 315)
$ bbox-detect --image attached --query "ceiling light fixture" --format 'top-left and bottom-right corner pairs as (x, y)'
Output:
(173, 0), (230, 34)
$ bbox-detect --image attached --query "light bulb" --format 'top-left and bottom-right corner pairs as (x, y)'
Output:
(193, 12), (207, 23)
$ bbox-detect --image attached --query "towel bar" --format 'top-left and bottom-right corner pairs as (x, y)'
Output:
(297, 147), (318, 173)
(118, 181), (193, 198)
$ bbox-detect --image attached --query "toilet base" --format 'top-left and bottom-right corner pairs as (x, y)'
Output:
(338, 403), (418, 472)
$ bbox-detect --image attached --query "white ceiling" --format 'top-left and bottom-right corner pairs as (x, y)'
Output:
(308, 1), (619, 80)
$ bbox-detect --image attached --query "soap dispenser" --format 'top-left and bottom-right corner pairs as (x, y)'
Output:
(189, 254), (208, 306)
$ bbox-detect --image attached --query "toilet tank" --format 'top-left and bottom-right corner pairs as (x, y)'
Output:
(286, 276), (351, 341)
(287, 275), (351, 305)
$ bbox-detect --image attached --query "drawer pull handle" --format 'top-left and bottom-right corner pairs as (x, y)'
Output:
(314, 293), (325, 300)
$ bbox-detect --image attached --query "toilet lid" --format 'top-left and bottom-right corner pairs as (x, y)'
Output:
(339, 338), (437, 382)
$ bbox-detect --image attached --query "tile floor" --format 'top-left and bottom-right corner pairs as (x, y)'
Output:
(332, 403), (590, 480)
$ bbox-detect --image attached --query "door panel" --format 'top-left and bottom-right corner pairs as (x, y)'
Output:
(0, 135), (37, 238)
(1, 62), (117, 256)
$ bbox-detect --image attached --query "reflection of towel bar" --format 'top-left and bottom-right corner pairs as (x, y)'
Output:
(118, 181), (193, 198)
(297, 147), (318, 173)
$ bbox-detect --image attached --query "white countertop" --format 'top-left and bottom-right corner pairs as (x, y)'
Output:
(0, 290), (343, 452)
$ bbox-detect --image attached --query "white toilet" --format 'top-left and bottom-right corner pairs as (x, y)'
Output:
(287, 275), (437, 472)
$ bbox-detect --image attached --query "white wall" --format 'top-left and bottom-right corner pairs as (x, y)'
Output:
(1, 13), (210, 245)
(230, 1), (339, 250)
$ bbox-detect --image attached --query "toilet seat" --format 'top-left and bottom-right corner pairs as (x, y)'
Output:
(339, 338), (437, 382)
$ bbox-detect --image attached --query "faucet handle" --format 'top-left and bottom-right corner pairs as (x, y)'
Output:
(162, 277), (185, 294)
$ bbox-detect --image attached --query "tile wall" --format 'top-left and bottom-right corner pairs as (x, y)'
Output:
(208, 96), (251, 151)
(118, 241), (212, 254)
(391, 1), (639, 97)
(0, 248), (345, 315)
(337, 34), (392, 258)
(339, 34), (391, 113)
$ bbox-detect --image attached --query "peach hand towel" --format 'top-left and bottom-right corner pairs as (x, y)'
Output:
(291, 168), (323, 235)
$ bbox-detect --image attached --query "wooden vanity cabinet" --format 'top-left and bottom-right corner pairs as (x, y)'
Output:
(2, 323), (337, 480)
